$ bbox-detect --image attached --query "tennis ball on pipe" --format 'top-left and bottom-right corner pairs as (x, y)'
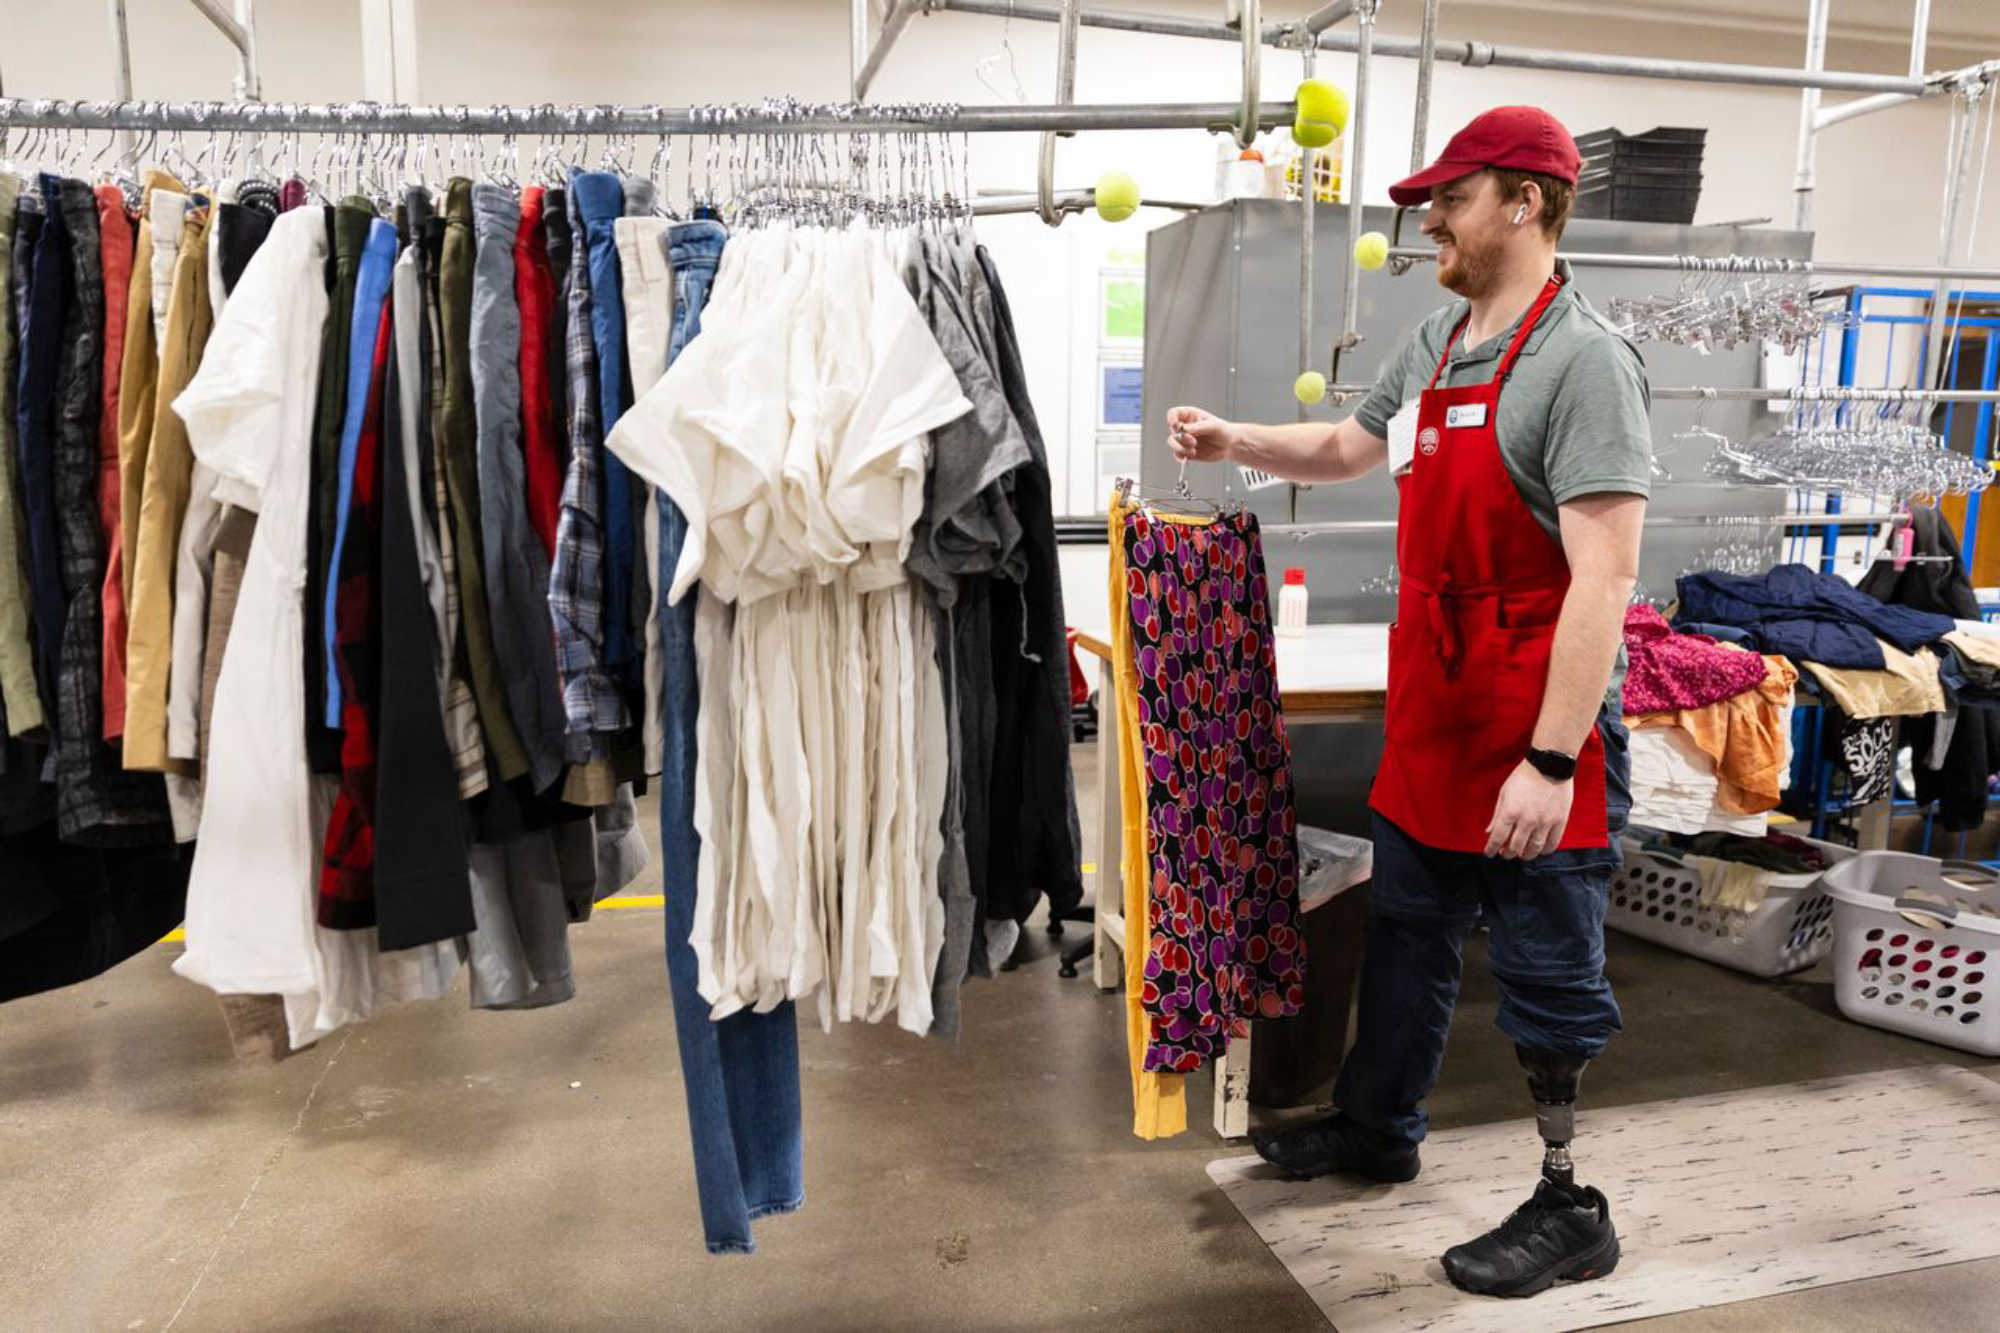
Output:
(1095, 170), (1141, 222)
(1354, 231), (1390, 271)
(1292, 79), (1350, 148)
(1294, 371), (1327, 406)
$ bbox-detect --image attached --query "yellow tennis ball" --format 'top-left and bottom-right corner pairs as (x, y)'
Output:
(1292, 79), (1349, 148)
(1294, 371), (1327, 405)
(1354, 231), (1390, 271)
(1095, 170), (1141, 222)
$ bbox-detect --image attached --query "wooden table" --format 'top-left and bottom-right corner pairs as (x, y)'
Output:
(1071, 622), (1390, 1138)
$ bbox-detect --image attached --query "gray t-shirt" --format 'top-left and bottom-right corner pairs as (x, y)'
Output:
(1355, 259), (1654, 543)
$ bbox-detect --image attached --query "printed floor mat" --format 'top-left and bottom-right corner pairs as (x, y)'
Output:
(1208, 1065), (2000, 1330)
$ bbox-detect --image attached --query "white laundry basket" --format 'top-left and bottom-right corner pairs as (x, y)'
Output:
(1823, 852), (2000, 1057)
(1607, 834), (1852, 978)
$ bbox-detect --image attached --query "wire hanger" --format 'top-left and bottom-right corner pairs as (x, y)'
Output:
(1115, 458), (1240, 520)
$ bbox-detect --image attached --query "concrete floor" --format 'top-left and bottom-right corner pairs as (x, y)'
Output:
(7, 750), (2000, 1331)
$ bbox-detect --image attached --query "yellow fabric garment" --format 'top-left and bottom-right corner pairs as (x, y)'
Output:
(1110, 496), (1186, 1139)
(107, 172), (182, 744)
(1628, 654), (1797, 815)
(122, 203), (212, 775)
(116, 171), (182, 614)
(1801, 643), (1944, 721)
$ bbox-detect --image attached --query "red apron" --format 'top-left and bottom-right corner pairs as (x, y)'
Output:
(1369, 275), (1609, 854)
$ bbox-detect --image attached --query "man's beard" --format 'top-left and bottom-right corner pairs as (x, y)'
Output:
(1436, 233), (1502, 298)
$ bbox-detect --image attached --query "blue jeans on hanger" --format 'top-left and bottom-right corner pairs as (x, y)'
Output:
(569, 171), (640, 703)
(654, 219), (804, 1255)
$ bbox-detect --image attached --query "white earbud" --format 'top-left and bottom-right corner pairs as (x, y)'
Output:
(1512, 203), (1529, 225)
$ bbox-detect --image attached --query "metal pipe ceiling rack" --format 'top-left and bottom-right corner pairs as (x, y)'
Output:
(1260, 510), (1911, 538)
(1314, 383), (2000, 406)
(1384, 246), (2000, 287)
(918, 0), (1956, 95)
(0, 96), (1296, 137)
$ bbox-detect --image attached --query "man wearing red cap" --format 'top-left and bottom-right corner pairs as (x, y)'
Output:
(1169, 106), (1650, 1298)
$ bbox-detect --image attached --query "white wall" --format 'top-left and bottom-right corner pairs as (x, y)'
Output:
(4, 0), (1998, 516)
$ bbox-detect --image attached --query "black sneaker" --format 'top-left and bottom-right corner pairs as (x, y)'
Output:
(1440, 1179), (1620, 1298)
(1249, 1112), (1421, 1183)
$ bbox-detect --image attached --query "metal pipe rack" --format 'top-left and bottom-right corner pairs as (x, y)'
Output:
(1384, 246), (2000, 287)
(1334, 2), (1378, 367)
(931, 0), (1952, 95)
(1316, 382), (2000, 405)
(0, 97), (1299, 136)
(187, 0), (259, 101)
(1261, 511), (1910, 537)
(1303, 2), (1357, 36)
(1036, 0), (1084, 223)
(854, 0), (924, 102)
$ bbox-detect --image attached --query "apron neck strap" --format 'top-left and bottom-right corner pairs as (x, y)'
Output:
(1494, 272), (1565, 384)
(1423, 271), (1567, 392)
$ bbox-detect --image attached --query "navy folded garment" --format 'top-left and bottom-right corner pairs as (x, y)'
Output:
(1674, 621), (1755, 646)
(1674, 564), (1956, 669)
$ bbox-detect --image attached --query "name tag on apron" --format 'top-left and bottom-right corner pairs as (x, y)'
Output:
(1446, 403), (1488, 429)
(1387, 399), (1420, 477)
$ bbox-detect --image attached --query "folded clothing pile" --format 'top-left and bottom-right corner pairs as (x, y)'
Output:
(1625, 724), (1766, 837)
(1627, 828), (1835, 913)
(1623, 603), (1769, 713)
(1674, 565), (1956, 669)
(1624, 641), (1797, 835)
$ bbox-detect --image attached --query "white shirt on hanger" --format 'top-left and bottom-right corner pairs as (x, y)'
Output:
(171, 207), (330, 1000)
(607, 223), (972, 1035)
(173, 209), (458, 1044)
(616, 215), (674, 780)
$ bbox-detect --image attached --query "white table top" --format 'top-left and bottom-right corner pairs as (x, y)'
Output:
(1274, 623), (1390, 693)
(1073, 620), (1390, 699)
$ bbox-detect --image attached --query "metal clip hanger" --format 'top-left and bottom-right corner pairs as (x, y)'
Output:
(1114, 464), (1240, 520)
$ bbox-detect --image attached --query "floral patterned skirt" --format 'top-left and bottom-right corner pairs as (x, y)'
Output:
(1120, 506), (1304, 1073)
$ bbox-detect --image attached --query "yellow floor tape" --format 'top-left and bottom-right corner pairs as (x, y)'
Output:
(158, 867), (1100, 946)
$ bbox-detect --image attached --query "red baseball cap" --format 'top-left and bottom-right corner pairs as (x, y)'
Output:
(1388, 106), (1581, 206)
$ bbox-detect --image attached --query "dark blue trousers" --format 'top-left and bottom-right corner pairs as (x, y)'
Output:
(1334, 714), (1630, 1145)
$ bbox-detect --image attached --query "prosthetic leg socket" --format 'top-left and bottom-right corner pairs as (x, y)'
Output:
(1518, 1043), (1590, 1193)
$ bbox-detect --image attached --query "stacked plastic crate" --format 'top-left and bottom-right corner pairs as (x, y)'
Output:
(1573, 126), (1706, 224)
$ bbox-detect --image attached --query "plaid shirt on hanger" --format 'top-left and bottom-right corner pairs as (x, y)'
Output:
(547, 188), (625, 758)
(416, 201), (488, 801)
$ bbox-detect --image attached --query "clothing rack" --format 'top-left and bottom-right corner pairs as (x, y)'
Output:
(1315, 382), (2000, 405)
(1385, 245), (2000, 287)
(1259, 512), (1910, 538)
(0, 96), (1295, 137)
(1661, 386), (2000, 405)
(0, 93), (1264, 221)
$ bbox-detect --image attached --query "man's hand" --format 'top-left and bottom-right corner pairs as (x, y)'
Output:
(1167, 405), (1238, 464)
(1485, 760), (1573, 859)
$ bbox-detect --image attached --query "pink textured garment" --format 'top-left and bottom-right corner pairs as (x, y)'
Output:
(95, 185), (136, 740)
(1622, 603), (1770, 713)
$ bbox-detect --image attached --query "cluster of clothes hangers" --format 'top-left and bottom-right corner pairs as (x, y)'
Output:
(1692, 397), (1992, 501)
(0, 97), (979, 231)
(1114, 468), (1248, 522)
(1608, 259), (1857, 356)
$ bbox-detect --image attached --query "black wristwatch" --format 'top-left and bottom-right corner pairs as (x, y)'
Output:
(1525, 747), (1578, 782)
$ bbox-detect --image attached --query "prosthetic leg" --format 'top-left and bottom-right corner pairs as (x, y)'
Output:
(1520, 1043), (1590, 1191)
(1438, 1044), (1621, 1297)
